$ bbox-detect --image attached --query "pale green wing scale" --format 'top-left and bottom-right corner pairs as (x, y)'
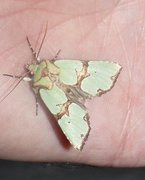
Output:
(58, 103), (90, 150)
(39, 84), (90, 150)
(81, 61), (122, 96)
(40, 84), (67, 114)
(54, 60), (121, 97)
(54, 60), (83, 85)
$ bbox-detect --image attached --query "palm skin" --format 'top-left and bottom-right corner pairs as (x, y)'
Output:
(0, 0), (144, 166)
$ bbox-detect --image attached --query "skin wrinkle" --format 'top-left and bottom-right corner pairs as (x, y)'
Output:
(137, 2), (145, 62)
(0, 65), (26, 100)
(77, 16), (84, 58)
(124, 1), (145, 160)
(117, 0), (136, 8)
(0, 9), (80, 57)
(76, 2), (120, 46)
(0, 7), (30, 18)
(139, 22), (145, 56)
(120, 0), (139, 153)
(34, 23), (47, 52)
(78, 12), (116, 45)
(113, 22), (132, 79)
(111, 2), (136, 163)
(40, 17), (84, 56)
(78, 16), (84, 40)
(113, 1), (143, 165)
(116, 6), (143, 162)
(126, 1), (134, 72)
(0, 39), (26, 57)
(0, 77), (22, 102)
(31, 0), (121, 17)
(94, 1), (115, 24)
(125, 104), (137, 141)
(78, 21), (98, 45)
(25, 16), (77, 52)
(0, 0), (44, 18)
(98, 15), (113, 57)
(0, 17), (74, 58)
(113, 98), (133, 164)
(128, 1), (144, 75)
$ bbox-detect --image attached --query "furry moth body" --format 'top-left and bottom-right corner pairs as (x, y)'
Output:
(26, 59), (122, 150)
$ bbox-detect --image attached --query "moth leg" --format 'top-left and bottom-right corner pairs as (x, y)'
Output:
(32, 88), (39, 116)
(3, 74), (22, 79)
(26, 36), (40, 63)
(4, 72), (38, 115)
(3, 74), (32, 82)
(35, 94), (39, 116)
(51, 49), (61, 61)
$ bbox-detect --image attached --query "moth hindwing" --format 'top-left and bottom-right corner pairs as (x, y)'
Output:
(26, 58), (122, 150)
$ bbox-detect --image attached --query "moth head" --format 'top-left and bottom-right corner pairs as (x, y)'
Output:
(26, 64), (38, 76)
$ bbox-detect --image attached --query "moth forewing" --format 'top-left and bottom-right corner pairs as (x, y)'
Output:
(39, 85), (68, 115)
(54, 60), (83, 85)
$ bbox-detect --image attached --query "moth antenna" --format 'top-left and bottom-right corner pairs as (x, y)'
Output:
(36, 22), (48, 59)
(52, 49), (61, 61)
(26, 36), (38, 63)
(0, 72), (29, 103)
(3, 74), (22, 79)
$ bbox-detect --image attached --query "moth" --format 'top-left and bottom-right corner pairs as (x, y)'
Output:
(3, 33), (122, 151)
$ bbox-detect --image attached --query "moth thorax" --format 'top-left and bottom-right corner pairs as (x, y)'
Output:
(46, 61), (60, 75)
(42, 67), (49, 77)
(26, 64), (38, 75)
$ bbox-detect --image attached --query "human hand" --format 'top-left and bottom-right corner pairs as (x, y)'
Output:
(0, 0), (144, 167)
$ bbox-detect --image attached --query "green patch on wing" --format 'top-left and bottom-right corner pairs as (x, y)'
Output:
(55, 60), (83, 85)
(58, 103), (90, 150)
(81, 61), (121, 96)
(40, 84), (67, 114)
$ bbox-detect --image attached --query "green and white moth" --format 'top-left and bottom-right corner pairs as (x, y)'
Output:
(3, 36), (122, 151)
(23, 37), (121, 151)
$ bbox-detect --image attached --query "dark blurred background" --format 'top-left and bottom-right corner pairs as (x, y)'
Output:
(0, 160), (145, 180)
